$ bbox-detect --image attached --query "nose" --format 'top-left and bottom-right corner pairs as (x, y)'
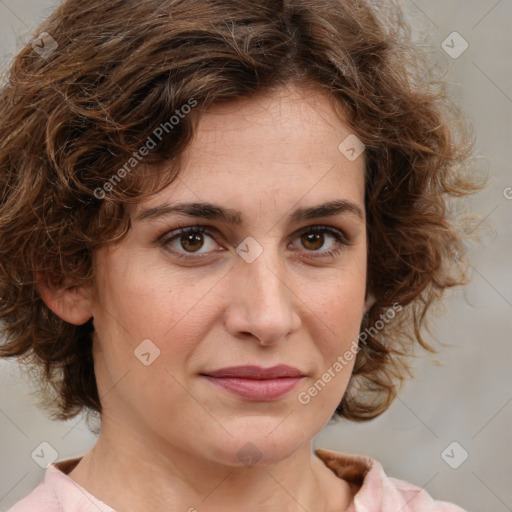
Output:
(223, 251), (302, 346)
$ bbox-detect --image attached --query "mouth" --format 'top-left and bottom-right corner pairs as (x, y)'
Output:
(200, 365), (305, 401)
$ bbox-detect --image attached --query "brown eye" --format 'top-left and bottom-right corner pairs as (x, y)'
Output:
(180, 232), (206, 252)
(161, 226), (220, 259)
(301, 232), (326, 251)
(290, 226), (350, 258)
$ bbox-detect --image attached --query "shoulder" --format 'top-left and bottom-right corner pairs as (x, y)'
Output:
(315, 448), (468, 512)
(7, 460), (115, 512)
(6, 477), (59, 512)
(386, 475), (468, 512)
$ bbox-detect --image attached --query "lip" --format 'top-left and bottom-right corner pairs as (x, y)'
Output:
(204, 365), (305, 379)
(201, 365), (305, 401)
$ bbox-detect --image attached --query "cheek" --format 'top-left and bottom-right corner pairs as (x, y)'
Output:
(90, 266), (195, 419)
(299, 269), (365, 412)
(91, 253), (215, 380)
(93, 253), (177, 337)
(307, 263), (366, 346)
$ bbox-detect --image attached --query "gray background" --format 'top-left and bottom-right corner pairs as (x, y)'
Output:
(0, 1), (511, 511)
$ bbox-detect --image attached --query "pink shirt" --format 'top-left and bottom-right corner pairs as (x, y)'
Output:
(8, 448), (467, 511)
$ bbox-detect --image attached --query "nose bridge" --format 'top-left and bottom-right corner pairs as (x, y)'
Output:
(245, 251), (286, 308)
(225, 242), (300, 344)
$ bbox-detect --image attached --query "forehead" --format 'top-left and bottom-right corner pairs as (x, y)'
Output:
(189, 85), (355, 162)
(135, 85), (365, 218)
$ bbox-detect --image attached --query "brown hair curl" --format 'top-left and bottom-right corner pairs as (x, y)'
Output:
(0, 0), (481, 422)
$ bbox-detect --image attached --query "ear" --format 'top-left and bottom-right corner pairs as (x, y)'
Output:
(36, 273), (93, 326)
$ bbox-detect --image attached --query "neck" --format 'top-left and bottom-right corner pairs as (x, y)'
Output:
(68, 419), (353, 512)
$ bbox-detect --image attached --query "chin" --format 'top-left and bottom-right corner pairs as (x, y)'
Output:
(205, 422), (312, 468)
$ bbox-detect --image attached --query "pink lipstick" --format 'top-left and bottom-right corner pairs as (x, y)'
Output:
(202, 365), (304, 401)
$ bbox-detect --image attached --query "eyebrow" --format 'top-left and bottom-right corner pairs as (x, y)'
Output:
(136, 199), (365, 224)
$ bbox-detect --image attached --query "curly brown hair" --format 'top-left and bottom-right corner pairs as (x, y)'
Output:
(0, 0), (481, 423)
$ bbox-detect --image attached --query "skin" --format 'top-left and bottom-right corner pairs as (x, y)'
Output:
(39, 84), (370, 511)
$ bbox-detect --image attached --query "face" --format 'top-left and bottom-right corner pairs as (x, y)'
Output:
(89, 84), (368, 467)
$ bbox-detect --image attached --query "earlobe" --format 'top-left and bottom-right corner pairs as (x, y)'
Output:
(36, 273), (93, 326)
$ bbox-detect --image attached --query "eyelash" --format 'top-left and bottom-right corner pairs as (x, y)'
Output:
(158, 224), (352, 262)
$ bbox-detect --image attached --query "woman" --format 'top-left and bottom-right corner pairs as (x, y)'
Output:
(0, 0), (480, 510)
